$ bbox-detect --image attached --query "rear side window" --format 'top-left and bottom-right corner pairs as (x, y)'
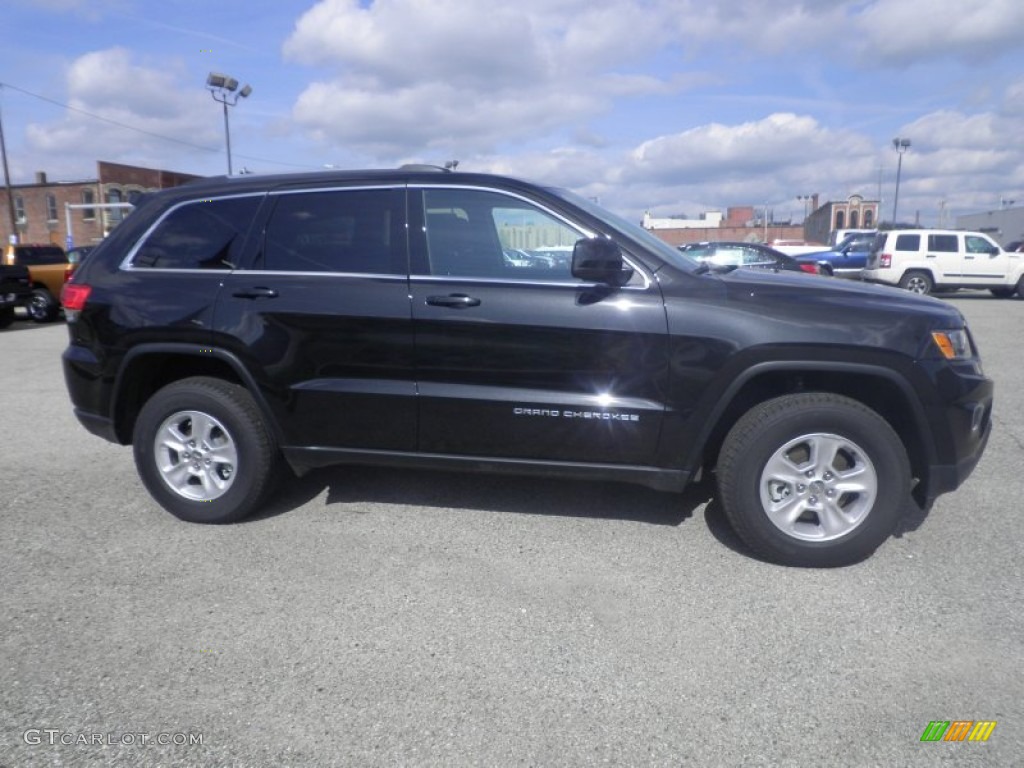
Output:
(132, 196), (261, 270)
(262, 188), (403, 274)
(927, 234), (958, 252)
(15, 247), (66, 265)
(893, 234), (920, 252)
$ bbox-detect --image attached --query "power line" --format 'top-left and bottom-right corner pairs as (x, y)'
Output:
(0, 81), (317, 170)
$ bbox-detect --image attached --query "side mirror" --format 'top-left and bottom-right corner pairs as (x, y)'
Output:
(571, 237), (633, 286)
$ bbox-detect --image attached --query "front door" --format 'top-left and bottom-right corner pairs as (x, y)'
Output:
(408, 186), (669, 465)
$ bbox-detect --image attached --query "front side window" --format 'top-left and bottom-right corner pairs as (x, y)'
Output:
(262, 188), (402, 274)
(421, 188), (585, 281)
(132, 196), (261, 270)
(928, 234), (958, 252)
(965, 235), (995, 254)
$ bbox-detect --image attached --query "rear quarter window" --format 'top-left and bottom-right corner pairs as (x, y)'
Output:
(893, 234), (920, 252)
(131, 196), (261, 270)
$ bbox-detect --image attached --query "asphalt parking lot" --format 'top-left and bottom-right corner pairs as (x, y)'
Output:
(1, 294), (1022, 767)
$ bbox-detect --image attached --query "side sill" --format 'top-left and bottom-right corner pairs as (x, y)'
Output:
(281, 446), (690, 493)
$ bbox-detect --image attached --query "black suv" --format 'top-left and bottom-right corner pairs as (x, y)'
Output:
(61, 167), (993, 566)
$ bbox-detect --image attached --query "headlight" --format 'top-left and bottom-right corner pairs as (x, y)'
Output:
(931, 329), (972, 360)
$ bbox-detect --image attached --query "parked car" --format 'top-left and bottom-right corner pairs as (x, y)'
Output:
(61, 166), (992, 567)
(863, 229), (1024, 297)
(677, 241), (821, 274)
(0, 263), (33, 328)
(798, 232), (877, 278)
(2, 244), (71, 322)
(66, 245), (96, 266)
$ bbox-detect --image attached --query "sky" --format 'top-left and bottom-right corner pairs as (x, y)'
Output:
(2, 0), (1023, 228)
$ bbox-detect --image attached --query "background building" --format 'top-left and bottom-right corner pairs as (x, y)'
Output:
(804, 194), (880, 245)
(643, 206), (807, 247)
(1, 161), (200, 249)
(956, 204), (1024, 247)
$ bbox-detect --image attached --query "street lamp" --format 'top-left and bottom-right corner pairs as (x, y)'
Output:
(206, 72), (252, 175)
(796, 194), (812, 221)
(891, 137), (911, 224)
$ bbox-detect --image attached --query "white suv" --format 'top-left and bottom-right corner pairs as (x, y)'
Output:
(863, 229), (1024, 297)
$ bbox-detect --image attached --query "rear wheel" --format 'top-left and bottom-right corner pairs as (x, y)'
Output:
(0, 307), (14, 328)
(898, 271), (933, 295)
(717, 393), (911, 567)
(990, 287), (1015, 298)
(133, 377), (281, 524)
(27, 288), (60, 322)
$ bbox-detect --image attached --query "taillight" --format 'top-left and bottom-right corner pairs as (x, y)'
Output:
(64, 264), (75, 283)
(879, 253), (892, 268)
(799, 263), (819, 274)
(61, 283), (91, 311)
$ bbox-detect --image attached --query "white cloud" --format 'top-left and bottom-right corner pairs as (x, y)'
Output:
(24, 48), (221, 170)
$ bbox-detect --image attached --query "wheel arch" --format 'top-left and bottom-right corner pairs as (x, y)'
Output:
(688, 362), (936, 497)
(111, 344), (280, 446)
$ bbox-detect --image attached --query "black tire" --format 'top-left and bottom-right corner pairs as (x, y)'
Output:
(716, 393), (911, 567)
(0, 307), (14, 329)
(27, 288), (60, 322)
(990, 287), (1015, 298)
(132, 376), (280, 524)
(1016, 276), (1024, 298)
(898, 270), (933, 295)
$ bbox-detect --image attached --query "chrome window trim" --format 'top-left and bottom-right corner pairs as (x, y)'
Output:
(119, 191), (269, 272)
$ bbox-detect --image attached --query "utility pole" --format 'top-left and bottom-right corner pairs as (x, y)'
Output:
(0, 91), (18, 245)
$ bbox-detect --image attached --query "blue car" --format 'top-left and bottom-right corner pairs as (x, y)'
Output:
(799, 232), (876, 278)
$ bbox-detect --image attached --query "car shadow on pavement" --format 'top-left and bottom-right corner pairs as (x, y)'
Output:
(703, 492), (933, 565)
(247, 464), (715, 528)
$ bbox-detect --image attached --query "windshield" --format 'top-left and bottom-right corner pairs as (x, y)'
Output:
(546, 187), (700, 270)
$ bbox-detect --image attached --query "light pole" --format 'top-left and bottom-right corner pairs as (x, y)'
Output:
(891, 137), (910, 224)
(796, 194), (812, 222)
(206, 72), (251, 175)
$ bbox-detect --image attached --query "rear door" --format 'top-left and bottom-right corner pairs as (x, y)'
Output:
(214, 184), (416, 451)
(408, 185), (669, 465)
(924, 233), (959, 281)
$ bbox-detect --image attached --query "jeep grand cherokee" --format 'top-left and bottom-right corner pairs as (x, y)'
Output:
(61, 167), (993, 567)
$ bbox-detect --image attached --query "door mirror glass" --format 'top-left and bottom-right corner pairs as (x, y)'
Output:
(571, 237), (632, 285)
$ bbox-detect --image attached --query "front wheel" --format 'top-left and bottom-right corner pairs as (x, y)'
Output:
(716, 393), (911, 567)
(133, 377), (281, 523)
(0, 308), (14, 328)
(990, 287), (1015, 298)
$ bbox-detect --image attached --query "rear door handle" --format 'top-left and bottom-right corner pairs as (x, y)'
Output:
(426, 294), (481, 308)
(232, 287), (279, 299)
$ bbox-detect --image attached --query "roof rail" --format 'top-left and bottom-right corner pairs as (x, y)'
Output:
(398, 163), (450, 173)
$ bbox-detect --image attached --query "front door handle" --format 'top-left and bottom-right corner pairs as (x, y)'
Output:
(426, 294), (481, 308)
(232, 287), (279, 299)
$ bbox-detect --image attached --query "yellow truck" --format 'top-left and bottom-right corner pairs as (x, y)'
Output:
(2, 244), (72, 322)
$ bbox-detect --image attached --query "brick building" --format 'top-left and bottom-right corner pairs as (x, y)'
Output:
(644, 205), (809, 247)
(1, 161), (201, 249)
(804, 194), (880, 245)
